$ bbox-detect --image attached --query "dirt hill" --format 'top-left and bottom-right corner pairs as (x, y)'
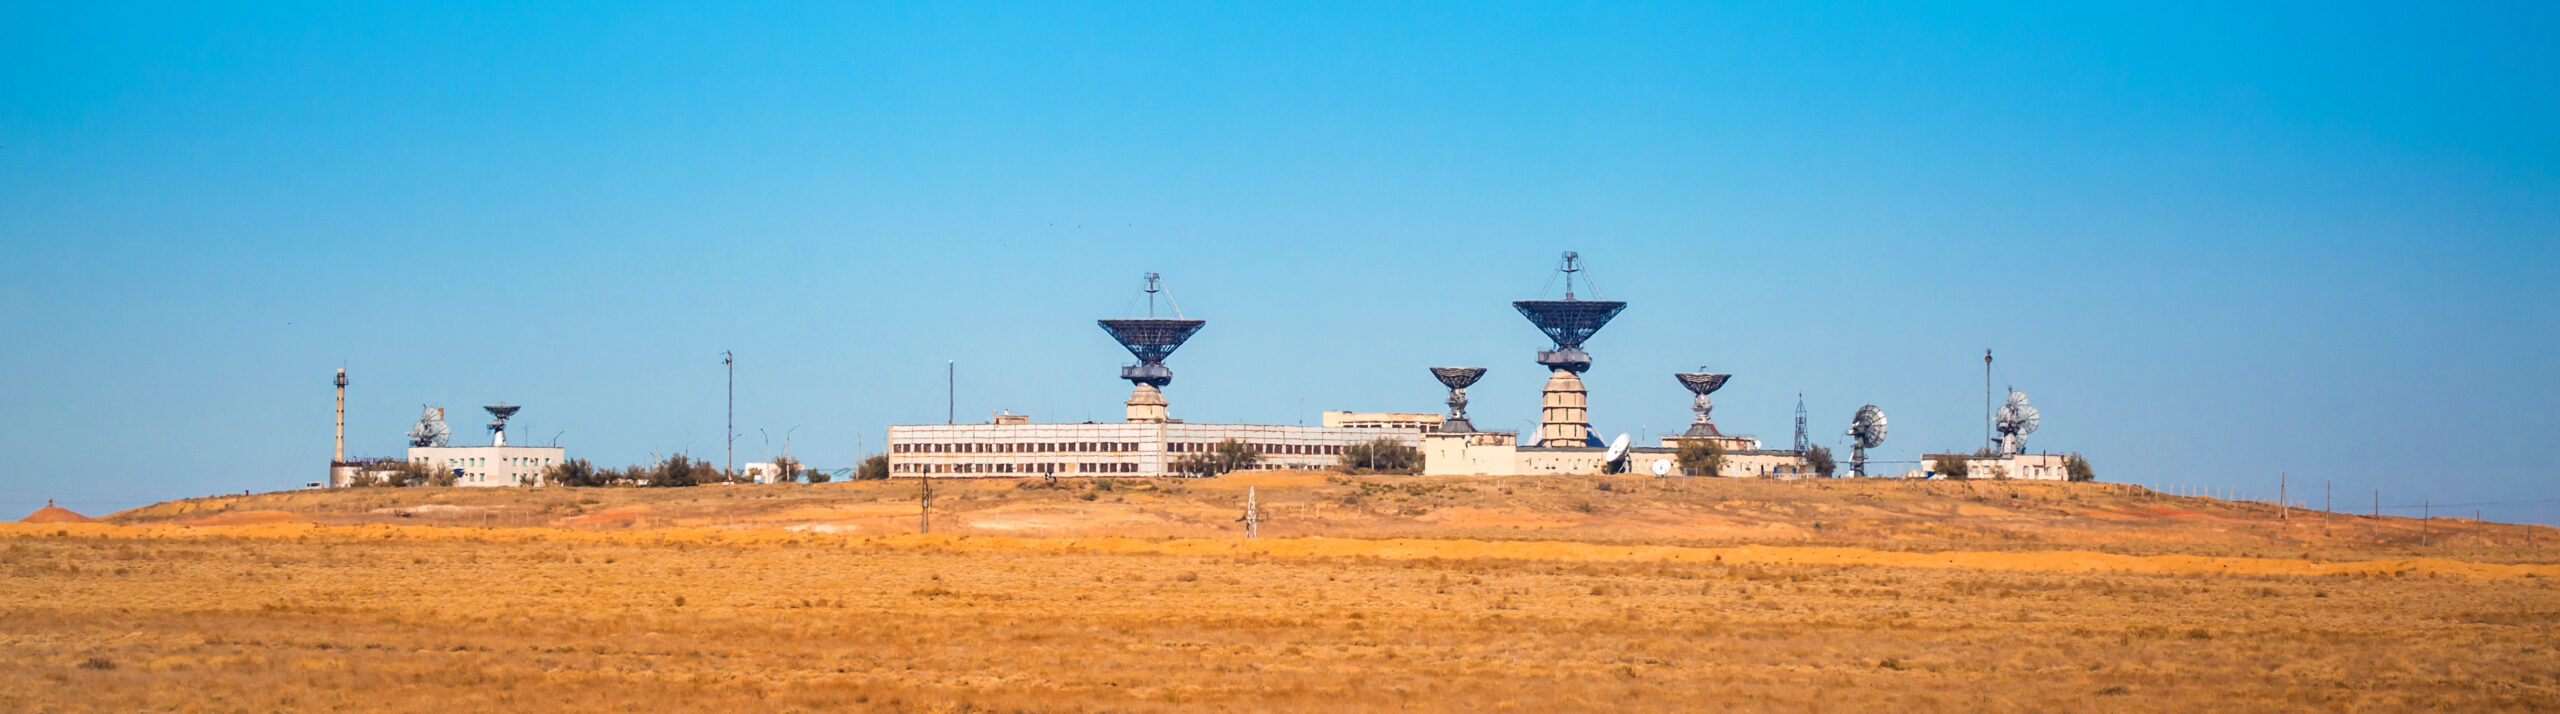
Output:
(17, 502), (91, 523)
(107, 473), (2549, 560)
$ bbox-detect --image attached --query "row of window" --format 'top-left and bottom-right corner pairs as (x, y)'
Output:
(895, 441), (1139, 454)
(893, 462), (1140, 474)
(1169, 442), (1346, 456)
(412, 456), (556, 468)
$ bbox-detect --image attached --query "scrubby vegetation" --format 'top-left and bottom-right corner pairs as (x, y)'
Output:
(1676, 439), (1724, 477)
(1336, 438), (1422, 474)
(1174, 439), (1261, 477)
(3, 521), (2554, 712)
(1933, 454), (1971, 480)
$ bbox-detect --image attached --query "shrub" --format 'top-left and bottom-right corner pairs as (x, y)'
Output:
(1932, 454), (1971, 480)
(1176, 439), (1261, 477)
(647, 454), (705, 488)
(856, 453), (890, 481)
(1337, 438), (1422, 474)
(542, 458), (606, 488)
(2066, 453), (2096, 482)
(770, 455), (802, 483)
(1802, 445), (1836, 478)
(1676, 440), (1724, 477)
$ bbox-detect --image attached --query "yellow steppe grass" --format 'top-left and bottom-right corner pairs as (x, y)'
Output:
(6, 521), (2558, 712)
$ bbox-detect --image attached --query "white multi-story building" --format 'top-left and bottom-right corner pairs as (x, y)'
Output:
(887, 418), (1418, 478)
(407, 445), (566, 487)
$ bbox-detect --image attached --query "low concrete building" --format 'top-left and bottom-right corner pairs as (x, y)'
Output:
(1321, 411), (1443, 432)
(1423, 431), (1815, 477)
(888, 418), (1418, 478)
(407, 446), (566, 487)
(1920, 452), (2075, 481)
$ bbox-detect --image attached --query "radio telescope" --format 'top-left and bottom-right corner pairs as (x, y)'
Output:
(1602, 433), (1631, 474)
(1994, 390), (2040, 455)
(484, 404), (521, 447)
(1514, 252), (1626, 446)
(1098, 273), (1205, 424)
(407, 406), (450, 448)
(1674, 370), (1731, 437)
(1430, 367), (1487, 433)
(1846, 405), (1888, 477)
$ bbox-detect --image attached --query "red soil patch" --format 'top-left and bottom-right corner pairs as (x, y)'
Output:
(17, 505), (92, 523)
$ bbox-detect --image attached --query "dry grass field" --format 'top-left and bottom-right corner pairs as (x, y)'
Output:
(7, 475), (2557, 712)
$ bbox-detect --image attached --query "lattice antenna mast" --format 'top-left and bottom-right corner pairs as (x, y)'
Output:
(1794, 393), (1810, 452)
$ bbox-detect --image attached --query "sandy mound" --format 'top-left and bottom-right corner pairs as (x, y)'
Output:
(18, 503), (92, 523)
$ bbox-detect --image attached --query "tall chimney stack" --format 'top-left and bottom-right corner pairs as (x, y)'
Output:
(333, 369), (348, 462)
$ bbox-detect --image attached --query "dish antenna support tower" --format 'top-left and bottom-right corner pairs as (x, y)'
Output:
(1847, 405), (1888, 477)
(1098, 273), (1205, 424)
(1514, 252), (1626, 446)
(485, 404), (522, 447)
(1430, 367), (1487, 433)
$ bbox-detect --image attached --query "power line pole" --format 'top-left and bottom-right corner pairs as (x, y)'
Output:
(919, 475), (933, 534)
(1983, 349), (1994, 453)
(2280, 472), (2287, 521)
(947, 360), (955, 426)
(723, 350), (734, 480)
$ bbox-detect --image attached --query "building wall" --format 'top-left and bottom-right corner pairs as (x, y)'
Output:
(1918, 452), (2075, 480)
(1422, 432), (1520, 475)
(407, 446), (567, 487)
(1320, 411), (1443, 431)
(886, 422), (1421, 478)
(1426, 436), (1814, 477)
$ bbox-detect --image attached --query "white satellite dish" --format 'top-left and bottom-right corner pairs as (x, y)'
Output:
(1650, 459), (1672, 477)
(1604, 433), (1630, 464)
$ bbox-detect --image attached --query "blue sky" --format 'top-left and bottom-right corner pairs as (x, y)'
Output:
(4, 2), (2554, 522)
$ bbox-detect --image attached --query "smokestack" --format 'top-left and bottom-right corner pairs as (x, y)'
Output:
(333, 369), (348, 462)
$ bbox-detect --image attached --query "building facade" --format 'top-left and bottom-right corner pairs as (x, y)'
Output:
(888, 420), (1421, 478)
(407, 446), (567, 487)
(1920, 452), (2075, 481)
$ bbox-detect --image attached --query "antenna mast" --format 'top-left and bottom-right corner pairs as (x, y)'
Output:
(723, 350), (734, 480)
(1983, 349), (1994, 454)
(1793, 392), (1809, 453)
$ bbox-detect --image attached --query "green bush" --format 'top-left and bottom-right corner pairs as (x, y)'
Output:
(1337, 438), (1421, 474)
(2066, 453), (2096, 482)
(856, 453), (890, 480)
(1676, 440), (1724, 477)
(1802, 445), (1836, 478)
(1932, 454), (1971, 480)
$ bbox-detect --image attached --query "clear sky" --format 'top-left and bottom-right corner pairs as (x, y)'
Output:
(4, 2), (2554, 523)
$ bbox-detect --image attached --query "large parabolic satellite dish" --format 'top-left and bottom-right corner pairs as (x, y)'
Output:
(407, 406), (450, 448)
(1846, 405), (1887, 477)
(1994, 390), (2040, 455)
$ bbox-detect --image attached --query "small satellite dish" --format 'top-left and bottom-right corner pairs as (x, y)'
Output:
(1650, 459), (1672, 477)
(1604, 433), (1630, 463)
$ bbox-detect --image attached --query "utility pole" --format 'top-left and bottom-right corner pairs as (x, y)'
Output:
(723, 350), (734, 480)
(1983, 349), (1994, 454)
(947, 360), (955, 425)
(2280, 472), (2288, 521)
(920, 475), (933, 534)
(2423, 500), (2430, 546)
